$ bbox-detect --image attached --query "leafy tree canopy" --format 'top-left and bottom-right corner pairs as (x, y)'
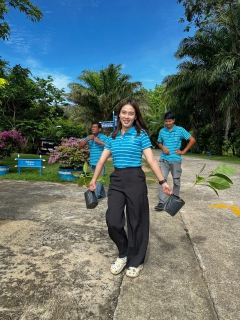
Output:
(178, 0), (240, 36)
(0, 0), (43, 40)
(68, 63), (142, 126)
(143, 85), (166, 146)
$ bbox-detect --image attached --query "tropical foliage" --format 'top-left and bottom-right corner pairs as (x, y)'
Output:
(0, 78), (8, 88)
(193, 164), (237, 196)
(67, 63), (142, 128)
(0, 60), (68, 149)
(178, 0), (239, 33)
(72, 161), (105, 187)
(0, 0), (43, 40)
(143, 85), (166, 146)
(161, 0), (240, 156)
(1, 1), (240, 160)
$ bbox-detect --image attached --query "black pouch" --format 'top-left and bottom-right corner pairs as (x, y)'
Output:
(164, 194), (185, 216)
(84, 190), (98, 209)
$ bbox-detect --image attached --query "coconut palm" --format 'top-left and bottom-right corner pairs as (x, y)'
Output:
(163, 21), (240, 154)
(67, 63), (142, 125)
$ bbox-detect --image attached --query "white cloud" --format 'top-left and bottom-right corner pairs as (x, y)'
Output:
(25, 58), (72, 92)
(25, 58), (41, 69)
(52, 74), (72, 92)
(5, 24), (52, 55)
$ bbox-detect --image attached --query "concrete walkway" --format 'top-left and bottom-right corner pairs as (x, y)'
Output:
(0, 152), (239, 320)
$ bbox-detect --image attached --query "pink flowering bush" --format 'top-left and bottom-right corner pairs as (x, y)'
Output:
(0, 131), (27, 163)
(48, 137), (90, 169)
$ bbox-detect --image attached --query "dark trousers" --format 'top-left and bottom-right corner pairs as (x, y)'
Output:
(106, 167), (149, 268)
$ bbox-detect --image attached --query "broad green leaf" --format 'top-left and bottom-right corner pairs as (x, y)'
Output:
(193, 164), (236, 196)
(97, 176), (105, 183)
(85, 177), (92, 187)
(83, 161), (88, 173)
(71, 172), (81, 177)
(205, 184), (219, 197)
(206, 177), (230, 190)
(194, 182), (219, 196)
(212, 165), (237, 176)
(209, 173), (233, 184)
(77, 179), (85, 187)
(0, 78), (8, 87)
(85, 173), (94, 179)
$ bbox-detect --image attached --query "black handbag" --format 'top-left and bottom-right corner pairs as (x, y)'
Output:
(84, 190), (98, 209)
(163, 194), (185, 216)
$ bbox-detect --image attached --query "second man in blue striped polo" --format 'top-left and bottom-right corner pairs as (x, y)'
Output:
(155, 112), (196, 211)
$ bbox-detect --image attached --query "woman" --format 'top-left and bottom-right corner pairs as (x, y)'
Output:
(89, 99), (172, 278)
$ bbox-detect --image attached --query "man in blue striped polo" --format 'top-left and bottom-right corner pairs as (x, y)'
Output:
(155, 112), (196, 211)
(79, 123), (108, 199)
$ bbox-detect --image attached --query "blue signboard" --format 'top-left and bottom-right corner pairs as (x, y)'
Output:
(101, 121), (114, 128)
(100, 115), (118, 129)
(15, 157), (45, 175)
(18, 159), (42, 167)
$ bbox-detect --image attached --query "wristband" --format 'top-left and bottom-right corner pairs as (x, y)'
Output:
(159, 179), (167, 185)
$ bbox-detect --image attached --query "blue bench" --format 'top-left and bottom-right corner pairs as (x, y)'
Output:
(15, 155), (46, 175)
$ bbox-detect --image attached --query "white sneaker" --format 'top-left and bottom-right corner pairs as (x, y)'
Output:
(126, 264), (144, 278)
(110, 257), (127, 275)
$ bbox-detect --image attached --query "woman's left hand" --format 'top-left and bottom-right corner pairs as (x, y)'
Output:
(162, 183), (173, 195)
(89, 180), (97, 191)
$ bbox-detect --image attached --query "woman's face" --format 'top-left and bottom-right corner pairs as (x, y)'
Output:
(119, 104), (136, 131)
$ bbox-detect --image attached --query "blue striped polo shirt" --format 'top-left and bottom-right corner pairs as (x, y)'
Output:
(86, 133), (108, 166)
(158, 125), (191, 162)
(105, 126), (152, 168)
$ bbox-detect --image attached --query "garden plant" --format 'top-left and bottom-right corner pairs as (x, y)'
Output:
(0, 131), (27, 165)
(48, 137), (90, 169)
(193, 164), (237, 196)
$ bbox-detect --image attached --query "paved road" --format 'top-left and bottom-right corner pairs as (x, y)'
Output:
(0, 152), (239, 320)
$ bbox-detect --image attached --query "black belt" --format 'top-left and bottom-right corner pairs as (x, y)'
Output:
(114, 167), (141, 171)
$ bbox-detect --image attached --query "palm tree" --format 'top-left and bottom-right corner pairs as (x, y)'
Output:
(163, 23), (240, 154)
(67, 63), (142, 125)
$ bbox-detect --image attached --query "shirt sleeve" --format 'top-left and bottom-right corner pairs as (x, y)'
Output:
(141, 131), (152, 150)
(157, 129), (163, 143)
(100, 134), (108, 143)
(104, 136), (111, 150)
(181, 128), (191, 140)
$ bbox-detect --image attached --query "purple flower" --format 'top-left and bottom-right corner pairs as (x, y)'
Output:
(0, 131), (27, 160)
(48, 137), (90, 169)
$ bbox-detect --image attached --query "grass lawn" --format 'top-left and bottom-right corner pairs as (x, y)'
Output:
(0, 152), (239, 185)
(0, 153), (157, 185)
(184, 152), (240, 165)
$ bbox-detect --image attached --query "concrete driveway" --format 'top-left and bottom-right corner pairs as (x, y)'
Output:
(0, 153), (239, 320)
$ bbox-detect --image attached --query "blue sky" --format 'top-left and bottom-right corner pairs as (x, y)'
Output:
(0, 0), (192, 93)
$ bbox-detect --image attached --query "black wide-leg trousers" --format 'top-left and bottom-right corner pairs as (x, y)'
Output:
(106, 167), (149, 268)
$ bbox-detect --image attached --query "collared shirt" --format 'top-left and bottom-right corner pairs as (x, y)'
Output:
(105, 126), (152, 168)
(158, 125), (191, 162)
(86, 133), (108, 166)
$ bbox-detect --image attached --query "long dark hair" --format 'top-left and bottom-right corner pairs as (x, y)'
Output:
(112, 99), (148, 138)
